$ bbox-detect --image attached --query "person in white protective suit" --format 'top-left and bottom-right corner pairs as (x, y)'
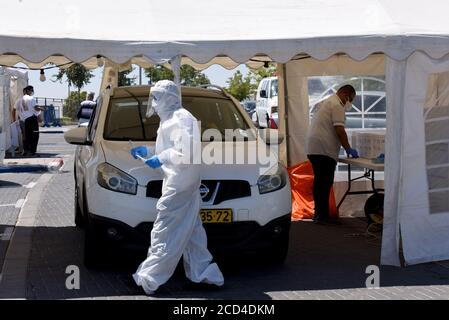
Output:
(130, 80), (224, 295)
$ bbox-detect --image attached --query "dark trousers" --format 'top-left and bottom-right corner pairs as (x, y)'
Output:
(308, 154), (337, 221)
(24, 115), (39, 154)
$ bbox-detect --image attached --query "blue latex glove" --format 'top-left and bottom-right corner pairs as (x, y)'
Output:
(130, 146), (148, 159)
(145, 155), (162, 168)
(346, 148), (359, 158)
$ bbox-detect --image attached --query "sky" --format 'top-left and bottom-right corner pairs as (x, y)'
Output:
(21, 63), (248, 101)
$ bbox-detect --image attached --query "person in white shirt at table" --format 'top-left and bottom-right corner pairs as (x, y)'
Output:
(306, 85), (359, 225)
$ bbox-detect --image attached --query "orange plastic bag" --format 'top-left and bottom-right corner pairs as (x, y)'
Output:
(288, 161), (339, 221)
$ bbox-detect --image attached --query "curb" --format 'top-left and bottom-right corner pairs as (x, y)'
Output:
(0, 173), (54, 299)
(0, 158), (64, 174)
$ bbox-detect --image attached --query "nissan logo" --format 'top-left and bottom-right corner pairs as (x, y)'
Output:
(199, 184), (210, 199)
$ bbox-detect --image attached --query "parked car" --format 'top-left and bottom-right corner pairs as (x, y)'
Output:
(255, 77), (278, 128)
(242, 100), (256, 119)
(255, 76), (328, 129)
(64, 85), (292, 267)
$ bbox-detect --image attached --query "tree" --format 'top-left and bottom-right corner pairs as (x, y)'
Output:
(54, 63), (94, 105)
(249, 63), (277, 88)
(250, 63), (277, 83)
(118, 68), (137, 87)
(64, 91), (87, 120)
(145, 65), (210, 86)
(226, 70), (253, 101)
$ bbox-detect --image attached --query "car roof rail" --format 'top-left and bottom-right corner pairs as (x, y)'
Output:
(198, 84), (227, 95)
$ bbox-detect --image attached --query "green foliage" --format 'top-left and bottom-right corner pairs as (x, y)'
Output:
(225, 63), (277, 101)
(118, 68), (137, 87)
(225, 70), (253, 101)
(64, 91), (87, 120)
(55, 63), (94, 115)
(145, 65), (210, 86)
(249, 63), (277, 85)
(54, 63), (94, 92)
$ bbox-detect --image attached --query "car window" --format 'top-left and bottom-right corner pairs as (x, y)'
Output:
(103, 97), (159, 141)
(103, 95), (255, 141)
(244, 101), (256, 109)
(87, 95), (102, 142)
(270, 79), (278, 98)
(261, 80), (269, 93)
(183, 96), (255, 141)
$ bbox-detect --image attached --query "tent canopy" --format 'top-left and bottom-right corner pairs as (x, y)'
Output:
(1, 0), (449, 68)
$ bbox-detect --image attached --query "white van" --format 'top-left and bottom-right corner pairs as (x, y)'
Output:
(64, 85), (292, 267)
(255, 77), (278, 128)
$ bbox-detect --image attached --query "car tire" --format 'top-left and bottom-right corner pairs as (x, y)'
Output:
(84, 222), (103, 269)
(266, 234), (290, 265)
(74, 186), (85, 228)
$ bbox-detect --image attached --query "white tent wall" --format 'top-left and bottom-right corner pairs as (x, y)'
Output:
(391, 52), (449, 265)
(0, 73), (10, 164)
(0, 68), (28, 160)
(381, 58), (407, 266)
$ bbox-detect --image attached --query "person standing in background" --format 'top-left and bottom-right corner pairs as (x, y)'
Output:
(13, 85), (42, 157)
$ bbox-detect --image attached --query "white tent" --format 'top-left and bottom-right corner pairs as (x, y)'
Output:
(0, 68), (28, 163)
(1, 0), (449, 266)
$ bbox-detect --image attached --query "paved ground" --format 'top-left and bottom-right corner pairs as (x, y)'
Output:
(1, 129), (449, 300)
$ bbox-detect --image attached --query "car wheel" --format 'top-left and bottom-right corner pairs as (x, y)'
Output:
(84, 223), (101, 268)
(266, 233), (290, 265)
(84, 219), (108, 269)
(74, 186), (85, 228)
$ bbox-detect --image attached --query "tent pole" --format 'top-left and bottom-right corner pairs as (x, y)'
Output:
(281, 63), (290, 167)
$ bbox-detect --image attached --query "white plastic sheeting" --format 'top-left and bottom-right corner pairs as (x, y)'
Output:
(0, 68), (28, 163)
(384, 52), (449, 265)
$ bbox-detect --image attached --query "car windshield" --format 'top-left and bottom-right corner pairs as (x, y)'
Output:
(103, 95), (255, 141)
(244, 101), (256, 109)
(270, 79), (278, 98)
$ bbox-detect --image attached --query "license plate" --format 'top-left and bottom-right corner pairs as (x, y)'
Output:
(200, 209), (233, 223)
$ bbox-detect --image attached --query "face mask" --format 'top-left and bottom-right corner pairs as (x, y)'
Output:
(345, 100), (352, 111)
(340, 95), (353, 111)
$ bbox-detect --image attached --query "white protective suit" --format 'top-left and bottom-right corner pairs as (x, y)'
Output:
(133, 80), (224, 294)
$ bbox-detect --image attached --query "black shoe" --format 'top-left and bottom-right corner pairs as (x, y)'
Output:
(314, 217), (342, 226)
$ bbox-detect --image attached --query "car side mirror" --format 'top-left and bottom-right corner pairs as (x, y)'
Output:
(259, 128), (284, 145)
(260, 90), (267, 98)
(64, 127), (91, 145)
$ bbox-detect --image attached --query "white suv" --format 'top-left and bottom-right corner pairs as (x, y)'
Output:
(255, 77), (278, 128)
(64, 85), (292, 267)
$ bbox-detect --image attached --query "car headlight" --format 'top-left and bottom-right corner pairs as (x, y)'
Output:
(257, 163), (288, 194)
(97, 163), (137, 195)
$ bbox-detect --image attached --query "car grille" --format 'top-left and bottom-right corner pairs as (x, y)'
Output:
(146, 180), (251, 205)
